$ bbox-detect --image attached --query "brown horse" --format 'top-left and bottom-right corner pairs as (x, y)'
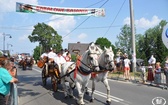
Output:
(21, 57), (34, 70)
(39, 56), (60, 92)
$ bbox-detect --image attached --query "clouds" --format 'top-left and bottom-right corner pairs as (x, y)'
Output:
(48, 15), (76, 35)
(123, 15), (161, 29)
(47, 15), (89, 48)
(78, 33), (87, 39)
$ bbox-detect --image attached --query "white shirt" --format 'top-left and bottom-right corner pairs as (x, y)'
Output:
(54, 55), (66, 73)
(141, 66), (146, 73)
(40, 53), (48, 58)
(18, 54), (22, 60)
(148, 55), (156, 64)
(124, 58), (130, 67)
(63, 52), (68, 57)
(54, 55), (66, 64)
(48, 51), (57, 59)
(116, 57), (120, 63)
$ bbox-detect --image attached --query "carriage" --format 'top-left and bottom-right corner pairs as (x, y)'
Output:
(36, 43), (115, 104)
(18, 56), (34, 70)
(37, 56), (60, 92)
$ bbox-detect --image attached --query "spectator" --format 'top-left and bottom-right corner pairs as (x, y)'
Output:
(148, 54), (156, 70)
(0, 60), (18, 105)
(147, 65), (154, 85)
(140, 63), (146, 84)
(154, 62), (161, 86)
(164, 58), (168, 87)
(123, 54), (131, 80)
(5, 61), (17, 105)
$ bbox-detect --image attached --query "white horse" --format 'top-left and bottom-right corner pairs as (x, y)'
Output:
(60, 42), (100, 105)
(87, 46), (115, 105)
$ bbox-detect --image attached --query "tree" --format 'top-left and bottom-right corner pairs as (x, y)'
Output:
(28, 23), (63, 53)
(137, 20), (168, 65)
(115, 24), (132, 56)
(95, 37), (117, 54)
(33, 46), (41, 62)
(95, 37), (112, 49)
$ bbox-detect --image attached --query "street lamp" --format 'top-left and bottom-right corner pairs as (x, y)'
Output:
(7, 43), (13, 50)
(3, 33), (12, 51)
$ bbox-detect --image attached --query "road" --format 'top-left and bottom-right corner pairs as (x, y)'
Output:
(17, 65), (168, 105)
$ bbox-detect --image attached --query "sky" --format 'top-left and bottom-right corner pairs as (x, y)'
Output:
(0, 0), (168, 55)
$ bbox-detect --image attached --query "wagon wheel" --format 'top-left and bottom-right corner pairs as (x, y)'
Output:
(42, 69), (47, 86)
(51, 76), (58, 92)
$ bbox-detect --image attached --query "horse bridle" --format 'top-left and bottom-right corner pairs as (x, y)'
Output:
(87, 52), (99, 70)
(103, 51), (114, 70)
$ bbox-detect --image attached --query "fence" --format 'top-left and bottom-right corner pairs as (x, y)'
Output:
(7, 83), (18, 105)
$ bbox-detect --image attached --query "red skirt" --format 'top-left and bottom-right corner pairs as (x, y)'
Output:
(147, 70), (154, 81)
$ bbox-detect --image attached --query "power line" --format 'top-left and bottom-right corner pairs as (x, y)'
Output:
(103, 0), (126, 37)
(0, 25), (122, 30)
(63, 0), (109, 38)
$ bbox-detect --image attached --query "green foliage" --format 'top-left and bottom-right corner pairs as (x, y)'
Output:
(95, 37), (117, 54)
(71, 54), (77, 62)
(114, 20), (168, 66)
(0, 52), (2, 56)
(33, 46), (41, 62)
(115, 24), (132, 56)
(136, 20), (168, 65)
(28, 23), (63, 53)
(95, 37), (112, 50)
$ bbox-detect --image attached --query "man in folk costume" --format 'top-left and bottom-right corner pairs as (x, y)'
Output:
(46, 48), (57, 76)
(63, 48), (68, 58)
(39, 49), (49, 75)
(54, 51), (66, 74)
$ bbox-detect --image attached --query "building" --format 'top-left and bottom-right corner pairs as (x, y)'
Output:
(68, 42), (89, 55)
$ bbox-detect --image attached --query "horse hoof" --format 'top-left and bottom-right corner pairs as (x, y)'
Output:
(106, 100), (111, 105)
(64, 96), (68, 99)
(76, 101), (85, 105)
(69, 95), (74, 99)
(90, 99), (94, 103)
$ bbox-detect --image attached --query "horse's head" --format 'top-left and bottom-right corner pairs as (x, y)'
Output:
(102, 46), (115, 71)
(81, 42), (100, 72)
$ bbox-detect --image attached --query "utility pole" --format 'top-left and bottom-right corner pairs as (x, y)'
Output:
(129, 0), (136, 72)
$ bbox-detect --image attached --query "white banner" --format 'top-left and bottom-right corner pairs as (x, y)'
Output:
(16, 2), (105, 17)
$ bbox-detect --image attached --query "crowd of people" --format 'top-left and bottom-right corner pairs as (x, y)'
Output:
(115, 50), (168, 88)
(145, 55), (168, 87)
(0, 55), (18, 105)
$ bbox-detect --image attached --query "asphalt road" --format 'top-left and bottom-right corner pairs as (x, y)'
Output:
(17, 65), (168, 105)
